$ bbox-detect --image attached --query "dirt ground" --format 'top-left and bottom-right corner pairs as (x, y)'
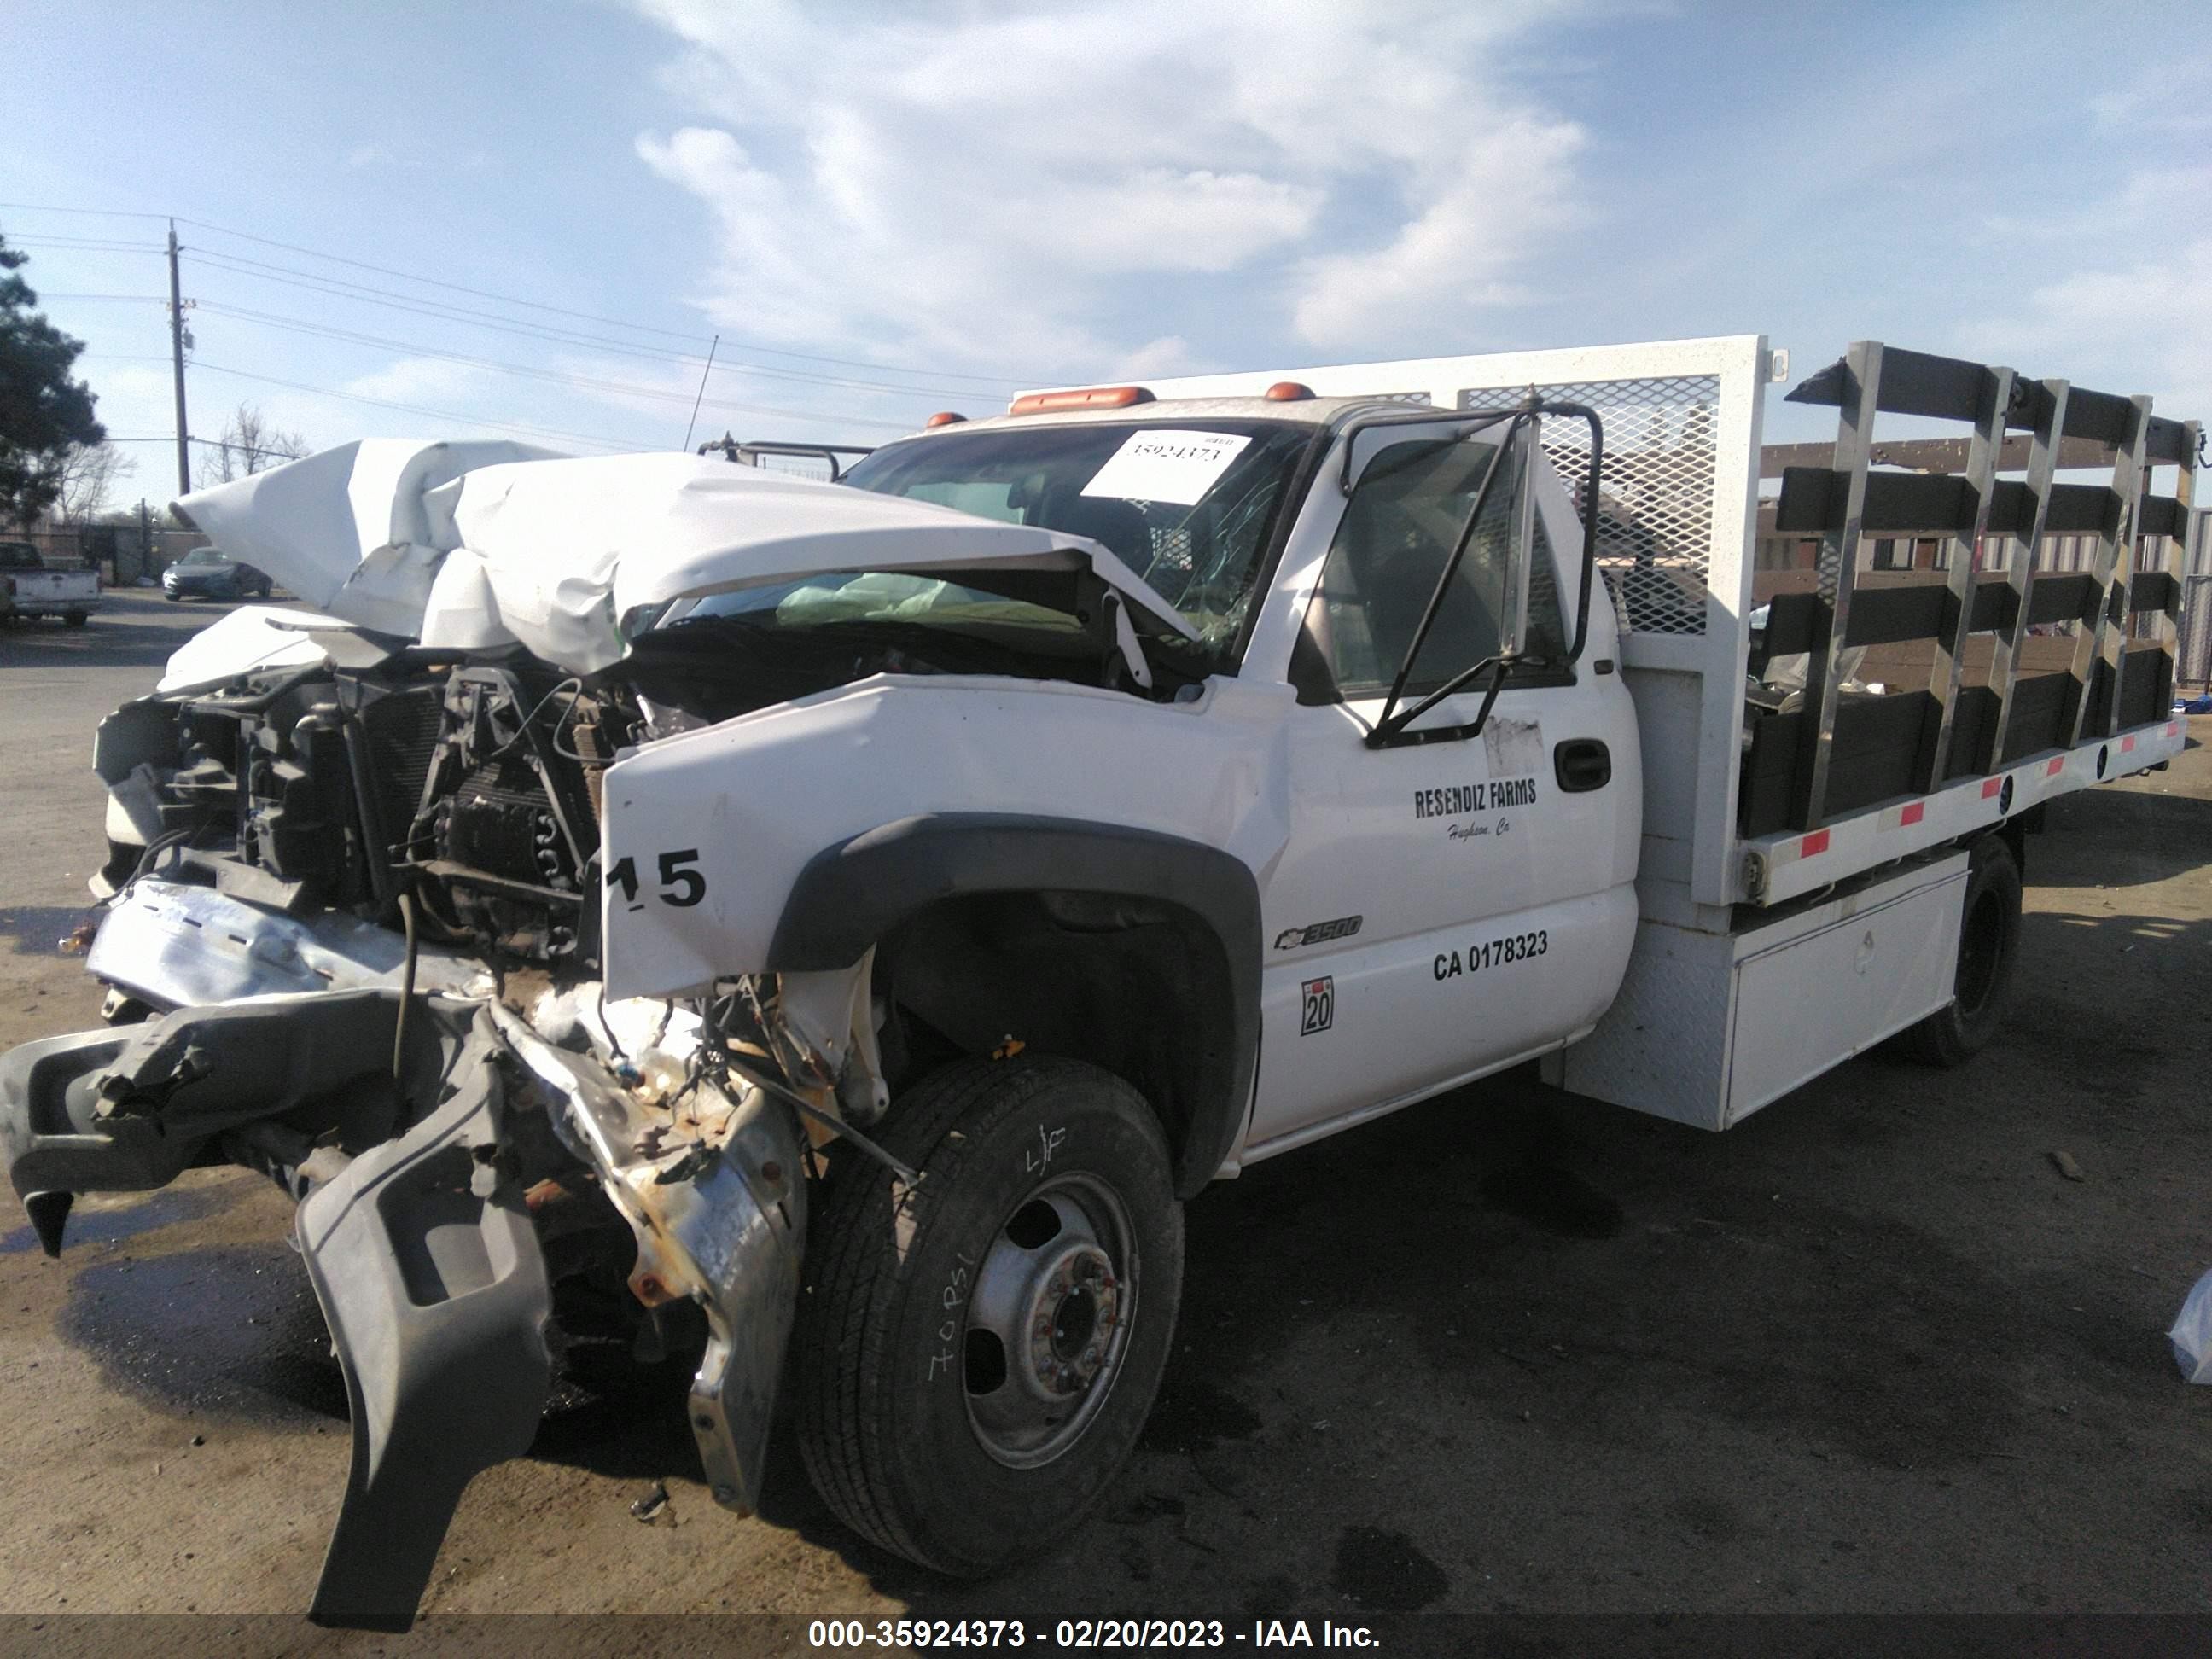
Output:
(2, 591), (2208, 1644)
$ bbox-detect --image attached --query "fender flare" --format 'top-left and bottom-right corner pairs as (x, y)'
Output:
(767, 812), (1260, 1196)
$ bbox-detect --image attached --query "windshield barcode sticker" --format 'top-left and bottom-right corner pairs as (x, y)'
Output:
(1080, 429), (1251, 506)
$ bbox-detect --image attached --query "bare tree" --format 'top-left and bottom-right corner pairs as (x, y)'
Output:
(46, 441), (137, 528)
(201, 402), (310, 484)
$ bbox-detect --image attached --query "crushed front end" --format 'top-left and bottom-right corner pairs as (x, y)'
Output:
(0, 624), (835, 1628)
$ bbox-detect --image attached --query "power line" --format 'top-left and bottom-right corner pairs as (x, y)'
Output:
(173, 215), (1031, 386)
(6, 235), (166, 253)
(183, 218), (719, 346)
(0, 201), (1027, 386)
(186, 252), (991, 399)
(9, 201), (1016, 443)
(0, 204), (170, 219)
(191, 307), (923, 430)
(87, 329), (922, 442)
(51, 262), (965, 422)
(191, 360), (644, 451)
(192, 295), (985, 405)
(188, 252), (735, 370)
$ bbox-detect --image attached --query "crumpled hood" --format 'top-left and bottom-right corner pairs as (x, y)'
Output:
(177, 440), (1196, 674)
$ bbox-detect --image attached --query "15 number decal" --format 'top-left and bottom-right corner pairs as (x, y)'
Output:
(606, 848), (707, 910)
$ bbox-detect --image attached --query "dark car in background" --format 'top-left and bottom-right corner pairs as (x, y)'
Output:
(162, 546), (274, 602)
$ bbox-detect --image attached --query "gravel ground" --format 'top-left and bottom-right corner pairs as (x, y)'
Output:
(1, 591), (2207, 1646)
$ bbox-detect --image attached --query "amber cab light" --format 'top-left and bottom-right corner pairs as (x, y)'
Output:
(924, 410), (967, 428)
(1264, 381), (1316, 401)
(1007, 385), (1155, 416)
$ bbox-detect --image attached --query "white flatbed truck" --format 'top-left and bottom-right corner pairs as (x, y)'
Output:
(0, 335), (2196, 1623)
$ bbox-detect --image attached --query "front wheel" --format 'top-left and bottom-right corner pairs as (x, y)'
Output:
(1900, 834), (2023, 1067)
(795, 1055), (1184, 1575)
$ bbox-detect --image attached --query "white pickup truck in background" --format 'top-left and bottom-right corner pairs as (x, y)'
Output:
(0, 538), (101, 626)
(0, 334), (2197, 1627)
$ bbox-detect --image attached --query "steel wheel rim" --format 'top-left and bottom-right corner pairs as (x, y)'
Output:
(962, 1172), (1138, 1470)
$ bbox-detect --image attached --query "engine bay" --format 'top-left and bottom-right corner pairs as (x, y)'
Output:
(92, 634), (636, 974)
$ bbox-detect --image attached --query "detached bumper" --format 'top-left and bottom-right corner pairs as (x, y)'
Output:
(296, 1018), (552, 1628)
(0, 992), (553, 1630)
(3, 938), (812, 1628)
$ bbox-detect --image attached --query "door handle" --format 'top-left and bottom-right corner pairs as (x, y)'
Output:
(1554, 738), (1611, 793)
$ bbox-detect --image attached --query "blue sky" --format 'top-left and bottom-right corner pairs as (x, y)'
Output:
(3, 0), (2204, 504)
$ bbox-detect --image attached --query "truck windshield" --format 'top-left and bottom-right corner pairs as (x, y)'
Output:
(835, 420), (1313, 655)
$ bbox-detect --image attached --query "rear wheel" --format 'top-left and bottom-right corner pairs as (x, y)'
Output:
(62, 609), (87, 627)
(1901, 834), (2022, 1067)
(795, 1055), (1183, 1575)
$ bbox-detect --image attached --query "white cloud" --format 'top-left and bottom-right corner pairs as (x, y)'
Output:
(2089, 56), (2212, 135)
(1292, 117), (1586, 346)
(343, 357), (494, 405)
(1967, 155), (2212, 428)
(629, 0), (1589, 376)
(1975, 235), (2212, 427)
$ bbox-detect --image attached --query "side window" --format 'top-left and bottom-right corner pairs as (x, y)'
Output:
(1302, 435), (1566, 700)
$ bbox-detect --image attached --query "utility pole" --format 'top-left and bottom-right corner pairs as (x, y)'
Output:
(166, 220), (191, 496)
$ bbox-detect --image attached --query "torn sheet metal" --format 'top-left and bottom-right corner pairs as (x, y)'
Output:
(178, 443), (1196, 676)
(155, 603), (342, 694)
(769, 954), (888, 1123)
(175, 439), (555, 637)
(87, 879), (490, 1010)
(494, 1005), (806, 1516)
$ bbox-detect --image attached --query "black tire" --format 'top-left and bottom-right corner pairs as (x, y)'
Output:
(62, 610), (87, 627)
(1901, 834), (2023, 1067)
(795, 1054), (1184, 1575)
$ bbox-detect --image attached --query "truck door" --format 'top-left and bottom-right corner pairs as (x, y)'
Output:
(1243, 416), (1639, 1155)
